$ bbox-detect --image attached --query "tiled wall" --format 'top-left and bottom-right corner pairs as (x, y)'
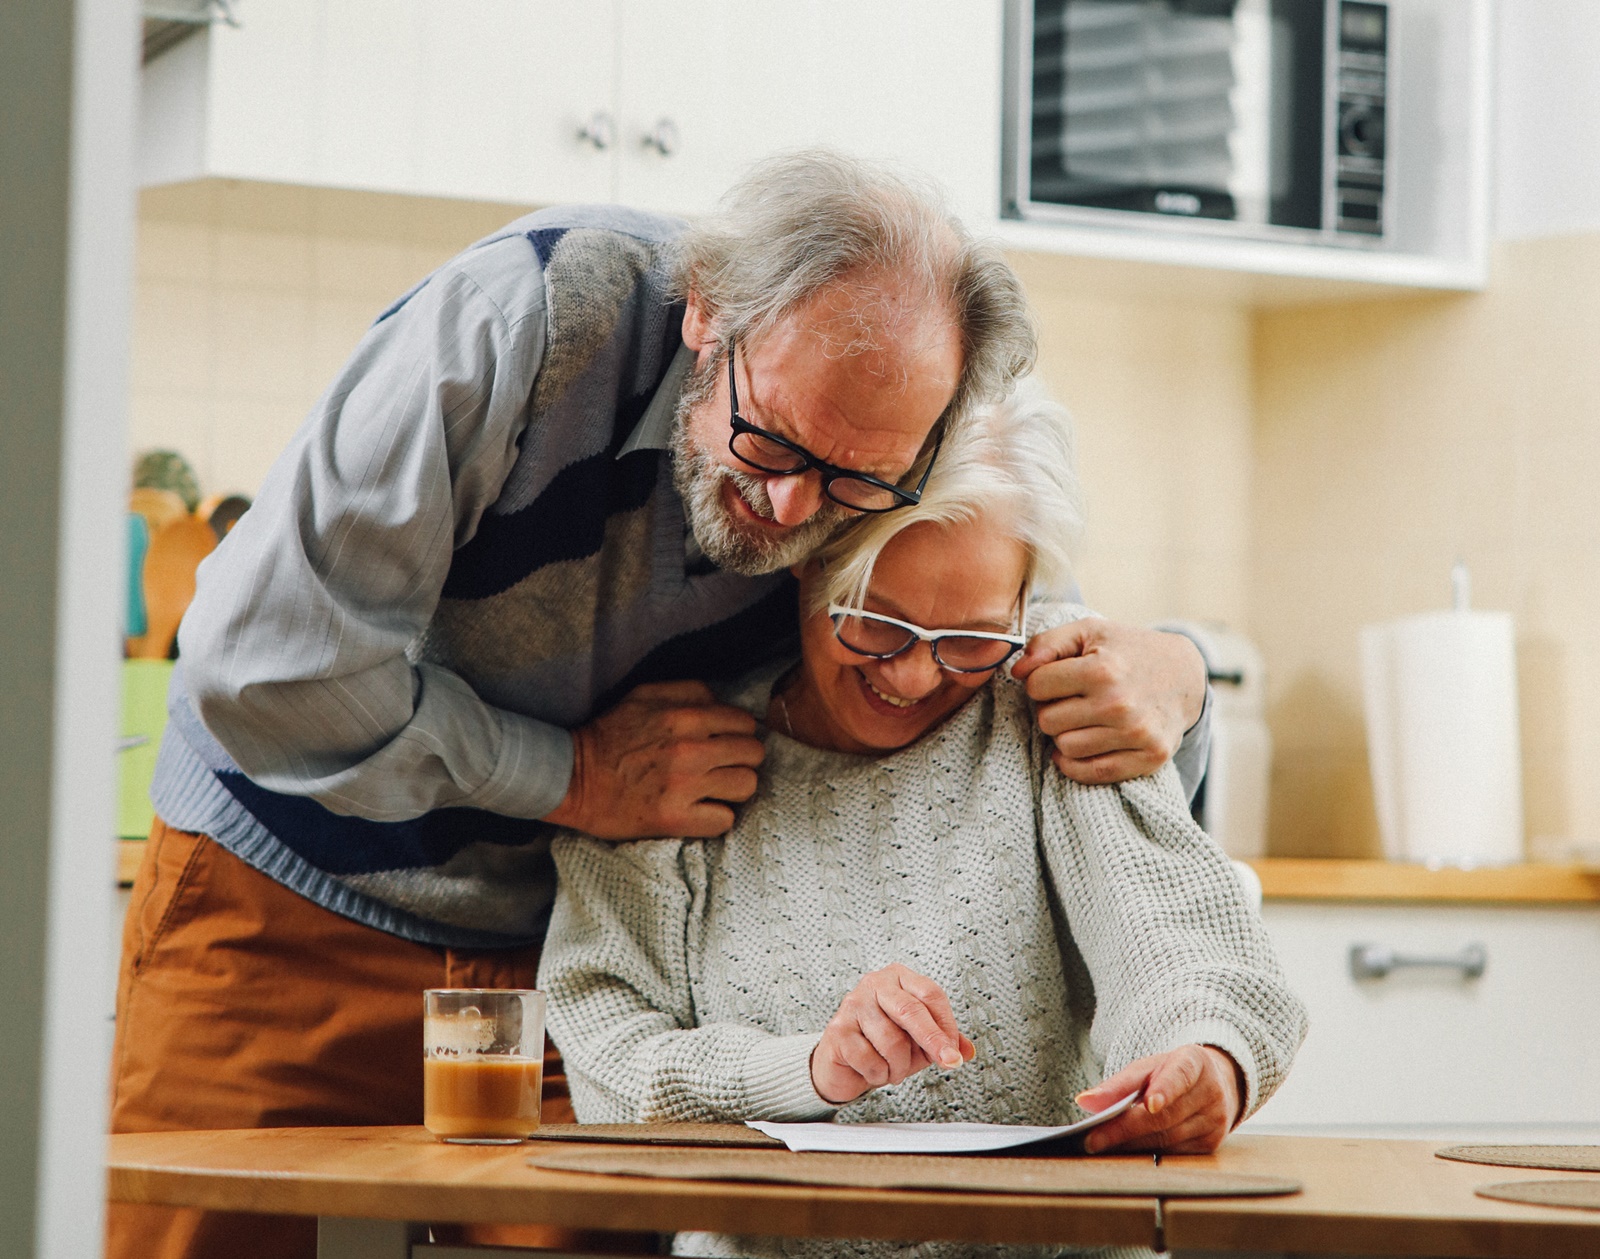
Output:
(1252, 234), (1600, 857)
(130, 179), (1259, 636)
(167, 180), (1600, 863)
(1010, 254), (1256, 632)
(132, 180), (530, 498)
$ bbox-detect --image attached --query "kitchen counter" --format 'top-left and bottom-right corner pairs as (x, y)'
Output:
(117, 842), (1600, 904)
(1249, 857), (1600, 904)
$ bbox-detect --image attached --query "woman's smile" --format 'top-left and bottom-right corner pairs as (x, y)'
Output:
(779, 517), (1030, 755)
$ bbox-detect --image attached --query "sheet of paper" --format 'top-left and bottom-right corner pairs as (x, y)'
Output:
(748, 1090), (1140, 1154)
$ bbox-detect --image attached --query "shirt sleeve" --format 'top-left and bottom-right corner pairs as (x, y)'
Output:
(177, 233), (576, 822)
(539, 834), (835, 1124)
(1034, 758), (1308, 1119)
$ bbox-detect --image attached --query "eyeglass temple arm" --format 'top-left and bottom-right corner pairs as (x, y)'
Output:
(911, 427), (945, 495)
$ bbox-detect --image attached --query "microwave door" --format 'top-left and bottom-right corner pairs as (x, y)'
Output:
(1036, 0), (1283, 226)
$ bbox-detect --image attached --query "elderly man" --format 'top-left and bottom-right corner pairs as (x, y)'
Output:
(108, 152), (1209, 1259)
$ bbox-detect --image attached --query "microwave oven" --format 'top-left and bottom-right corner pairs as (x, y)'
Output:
(1002, 0), (1390, 244)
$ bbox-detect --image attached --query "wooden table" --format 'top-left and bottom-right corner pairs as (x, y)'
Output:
(107, 1128), (1600, 1258)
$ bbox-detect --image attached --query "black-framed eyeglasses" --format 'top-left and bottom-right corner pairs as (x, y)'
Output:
(827, 595), (1029, 675)
(725, 340), (940, 513)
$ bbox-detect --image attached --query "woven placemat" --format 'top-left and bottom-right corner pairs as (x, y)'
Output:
(1476, 1179), (1600, 1212)
(530, 1123), (782, 1149)
(1437, 1145), (1600, 1173)
(530, 1146), (1300, 1198)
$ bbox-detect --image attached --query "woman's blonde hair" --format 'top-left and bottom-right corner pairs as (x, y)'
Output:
(812, 377), (1083, 612)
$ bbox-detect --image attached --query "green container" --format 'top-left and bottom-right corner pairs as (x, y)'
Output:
(119, 659), (174, 840)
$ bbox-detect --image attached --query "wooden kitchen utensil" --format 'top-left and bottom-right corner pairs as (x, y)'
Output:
(129, 486), (189, 534)
(127, 514), (216, 659)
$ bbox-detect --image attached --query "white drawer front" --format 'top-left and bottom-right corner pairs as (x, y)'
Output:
(1248, 903), (1600, 1127)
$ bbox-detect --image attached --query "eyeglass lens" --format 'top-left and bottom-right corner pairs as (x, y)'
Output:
(726, 343), (909, 512)
(729, 430), (906, 511)
(831, 613), (1016, 672)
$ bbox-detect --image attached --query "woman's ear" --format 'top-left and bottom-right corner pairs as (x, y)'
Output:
(682, 289), (715, 354)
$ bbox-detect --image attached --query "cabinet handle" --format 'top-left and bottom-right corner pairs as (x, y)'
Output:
(1349, 942), (1487, 981)
(577, 112), (616, 151)
(641, 117), (680, 157)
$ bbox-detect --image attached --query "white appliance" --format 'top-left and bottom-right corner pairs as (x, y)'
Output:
(1164, 621), (1272, 859)
(1002, 0), (1391, 243)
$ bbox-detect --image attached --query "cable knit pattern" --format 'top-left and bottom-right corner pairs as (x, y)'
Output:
(541, 670), (1307, 1259)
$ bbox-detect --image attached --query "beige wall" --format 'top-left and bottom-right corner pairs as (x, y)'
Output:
(131, 181), (1261, 636)
(132, 180), (529, 497)
(1011, 254), (1257, 631)
(1253, 234), (1600, 857)
(133, 185), (1597, 861)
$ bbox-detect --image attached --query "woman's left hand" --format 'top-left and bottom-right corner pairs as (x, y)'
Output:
(1074, 1045), (1243, 1154)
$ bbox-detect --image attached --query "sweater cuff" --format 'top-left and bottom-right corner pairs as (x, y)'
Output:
(1168, 1019), (1261, 1123)
(740, 1033), (836, 1121)
(466, 709), (574, 820)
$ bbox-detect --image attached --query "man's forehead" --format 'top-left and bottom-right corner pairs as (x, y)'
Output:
(743, 316), (959, 466)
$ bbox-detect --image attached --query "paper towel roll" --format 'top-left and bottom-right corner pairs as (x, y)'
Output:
(1360, 610), (1523, 866)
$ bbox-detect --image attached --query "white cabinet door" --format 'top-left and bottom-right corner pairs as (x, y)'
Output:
(319, 0), (619, 205)
(195, 1), (618, 205)
(411, 0), (619, 206)
(1249, 903), (1600, 1130)
(613, 0), (1003, 224)
(201, 0), (322, 184)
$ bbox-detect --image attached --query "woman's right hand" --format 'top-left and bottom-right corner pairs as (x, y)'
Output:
(810, 964), (976, 1105)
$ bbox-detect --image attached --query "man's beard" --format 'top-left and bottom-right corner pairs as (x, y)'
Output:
(669, 354), (848, 576)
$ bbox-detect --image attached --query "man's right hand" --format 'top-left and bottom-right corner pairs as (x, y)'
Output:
(543, 681), (765, 840)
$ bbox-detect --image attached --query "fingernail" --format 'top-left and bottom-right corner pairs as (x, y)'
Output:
(1147, 1093), (1164, 1114)
(939, 1048), (963, 1069)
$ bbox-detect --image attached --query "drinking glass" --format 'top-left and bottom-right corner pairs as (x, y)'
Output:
(423, 988), (545, 1144)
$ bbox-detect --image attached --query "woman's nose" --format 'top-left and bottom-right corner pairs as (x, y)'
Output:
(764, 472), (825, 526)
(875, 642), (943, 700)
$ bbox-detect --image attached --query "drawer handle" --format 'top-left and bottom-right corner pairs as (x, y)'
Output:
(642, 117), (681, 157)
(1349, 942), (1487, 981)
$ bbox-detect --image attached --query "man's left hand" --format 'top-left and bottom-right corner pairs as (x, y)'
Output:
(1011, 619), (1205, 784)
(1075, 1045), (1243, 1154)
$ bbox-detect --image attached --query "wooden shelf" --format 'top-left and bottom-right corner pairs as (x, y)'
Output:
(1250, 858), (1600, 905)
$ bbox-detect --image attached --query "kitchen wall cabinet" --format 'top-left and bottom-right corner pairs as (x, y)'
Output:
(611, 1), (1001, 223)
(139, 0), (1492, 299)
(1246, 901), (1600, 1134)
(141, 0), (619, 207)
(140, 1), (999, 223)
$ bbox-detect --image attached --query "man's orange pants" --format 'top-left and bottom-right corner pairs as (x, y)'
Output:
(108, 817), (648, 1258)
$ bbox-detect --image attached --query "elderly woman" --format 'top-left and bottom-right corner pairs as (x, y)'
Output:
(539, 383), (1307, 1259)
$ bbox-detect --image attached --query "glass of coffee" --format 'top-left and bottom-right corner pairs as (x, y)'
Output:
(423, 989), (545, 1144)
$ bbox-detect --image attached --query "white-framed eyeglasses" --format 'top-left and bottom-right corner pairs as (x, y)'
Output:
(827, 595), (1029, 675)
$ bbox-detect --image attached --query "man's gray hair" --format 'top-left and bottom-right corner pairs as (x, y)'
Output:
(813, 377), (1083, 611)
(670, 149), (1037, 438)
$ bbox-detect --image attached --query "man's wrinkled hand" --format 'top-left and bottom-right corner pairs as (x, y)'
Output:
(543, 681), (764, 840)
(1011, 618), (1206, 784)
(1076, 1045), (1243, 1154)
(810, 964), (976, 1106)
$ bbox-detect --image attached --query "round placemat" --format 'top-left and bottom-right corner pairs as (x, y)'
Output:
(531, 1122), (782, 1148)
(530, 1145), (1300, 1198)
(1476, 1179), (1600, 1212)
(1437, 1145), (1600, 1172)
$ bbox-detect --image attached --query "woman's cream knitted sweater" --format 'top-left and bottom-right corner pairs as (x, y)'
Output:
(541, 669), (1307, 1259)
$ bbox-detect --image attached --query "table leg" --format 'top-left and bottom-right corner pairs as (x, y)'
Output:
(316, 1217), (425, 1258)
